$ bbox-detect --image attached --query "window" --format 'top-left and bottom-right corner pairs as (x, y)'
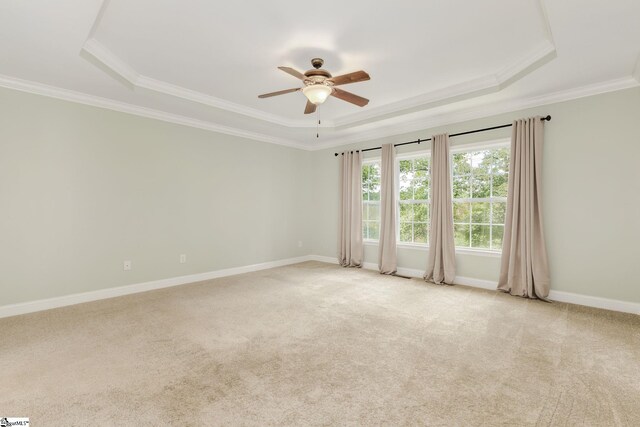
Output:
(362, 161), (381, 240)
(360, 142), (507, 253)
(452, 145), (509, 251)
(398, 155), (430, 244)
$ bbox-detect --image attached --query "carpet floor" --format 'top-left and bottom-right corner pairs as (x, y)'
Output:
(1, 261), (639, 426)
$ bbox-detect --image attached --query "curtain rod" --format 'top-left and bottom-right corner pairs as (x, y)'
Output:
(333, 115), (551, 156)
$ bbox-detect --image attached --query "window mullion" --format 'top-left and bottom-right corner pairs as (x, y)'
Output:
(489, 166), (493, 250)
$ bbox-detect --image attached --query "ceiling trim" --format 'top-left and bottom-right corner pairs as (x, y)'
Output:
(83, 0), (557, 131)
(0, 73), (306, 150)
(309, 76), (640, 150)
(82, 37), (555, 131)
(333, 41), (556, 128)
(536, 0), (556, 45)
(331, 0), (557, 128)
(1, 73), (637, 153)
(81, 38), (313, 128)
(83, 38), (139, 84)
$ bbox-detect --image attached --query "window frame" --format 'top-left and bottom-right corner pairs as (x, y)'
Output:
(396, 151), (431, 247)
(358, 138), (508, 257)
(450, 138), (510, 254)
(362, 158), (381, 243)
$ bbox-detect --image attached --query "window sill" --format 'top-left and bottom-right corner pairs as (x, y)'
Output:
(364, 240), (501, 257)
(365, 241), (429, 250)
(455, 248), (502, 258)
(397, 242), (429, 251)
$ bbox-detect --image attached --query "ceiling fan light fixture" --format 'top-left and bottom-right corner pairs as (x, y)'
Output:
(258, 59), (370, 114)
(302, 84), (332, 105)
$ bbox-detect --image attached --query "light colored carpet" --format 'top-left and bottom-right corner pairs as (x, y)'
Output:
(1, 261), (639, 426)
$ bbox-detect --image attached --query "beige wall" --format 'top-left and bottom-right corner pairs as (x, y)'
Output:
(2, 86), (639, 307)
(0, 88), (312, 305)
(311, 87), (640, 303)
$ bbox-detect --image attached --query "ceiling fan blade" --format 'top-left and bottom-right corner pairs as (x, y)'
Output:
(329, 70), (370, 86)
(331, 88), (369, 107)
(304, 100), (317, 114)
(258, 88), (300, 98)
(278, 66), (306, 80)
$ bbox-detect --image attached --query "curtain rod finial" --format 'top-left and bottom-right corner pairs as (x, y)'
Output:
(544, 115), (551, 121)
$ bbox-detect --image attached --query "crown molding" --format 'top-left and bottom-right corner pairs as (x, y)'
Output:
(0, 73), (307, 150)
(333, 40), (556, 128)
(309, 76), (640, 150)
(83, 37), (139, 84)
(81, 0), (557, 132)
(1, 72), (637, 154)
(81, 38), (315, 128)
(84, 36), (555, 132)
(494, 41), (556, 86)
(536, 0), (556, 46)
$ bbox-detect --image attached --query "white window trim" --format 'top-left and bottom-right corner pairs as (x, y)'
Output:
(362, 158), (381, 243)
(455, 247), (502, 257)
(359, 139), (510, 254)
(396, 152), (431, 246)
(396, 151), (430, 161)
(397, 242), (429, 251)
(366, 240), (502, 257)
(451, 138), (510, 253)
(450, 138), (509, 154)
(362, 158), (380, 165)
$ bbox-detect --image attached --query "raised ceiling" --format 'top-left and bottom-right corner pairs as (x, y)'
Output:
(1, 0), (639, 149)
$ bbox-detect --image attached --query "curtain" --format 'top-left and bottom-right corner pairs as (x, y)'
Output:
(378, 144), (397, 274)
(338, 150), (364, 267)
(498, 117), (550, 299)
(424, 134), (456, 284)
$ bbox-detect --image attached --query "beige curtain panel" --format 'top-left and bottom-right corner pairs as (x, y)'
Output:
(378, 144), (397, 274)
(338, 150), (364, 267)
(424, 134), (456, 284)
(498, 116), (551, 299)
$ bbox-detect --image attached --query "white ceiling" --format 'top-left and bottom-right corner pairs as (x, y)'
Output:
(1, 0), (639, 149)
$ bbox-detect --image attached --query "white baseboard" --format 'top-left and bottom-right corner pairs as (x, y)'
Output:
(0, 255), (313, 319)
(453, 276), (498, 290)
(3, 255), (637, 319)
(547, 290), (639, 315)
(362, 261), (377, 271)
(395, 267), (423, 278)
(308, 255), (639, 315)
(451, 277), (638, 314)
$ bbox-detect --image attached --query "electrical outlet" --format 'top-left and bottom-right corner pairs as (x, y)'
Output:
(180, 254), (187, 264)
(298, 241), (303, 248)
(123, 260), (132, 271)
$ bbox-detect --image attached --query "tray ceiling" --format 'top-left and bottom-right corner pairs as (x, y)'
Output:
(0, 0), (639, 148)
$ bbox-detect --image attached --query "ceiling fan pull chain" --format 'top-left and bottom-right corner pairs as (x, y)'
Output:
(317, 107), (320, 138)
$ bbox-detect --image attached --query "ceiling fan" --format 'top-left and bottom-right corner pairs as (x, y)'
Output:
(258, 58), (370, 114)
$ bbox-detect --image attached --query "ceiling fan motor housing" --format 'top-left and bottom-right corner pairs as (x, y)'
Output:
(304, 69), (332, 79)
(304, 57), (332, 84)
